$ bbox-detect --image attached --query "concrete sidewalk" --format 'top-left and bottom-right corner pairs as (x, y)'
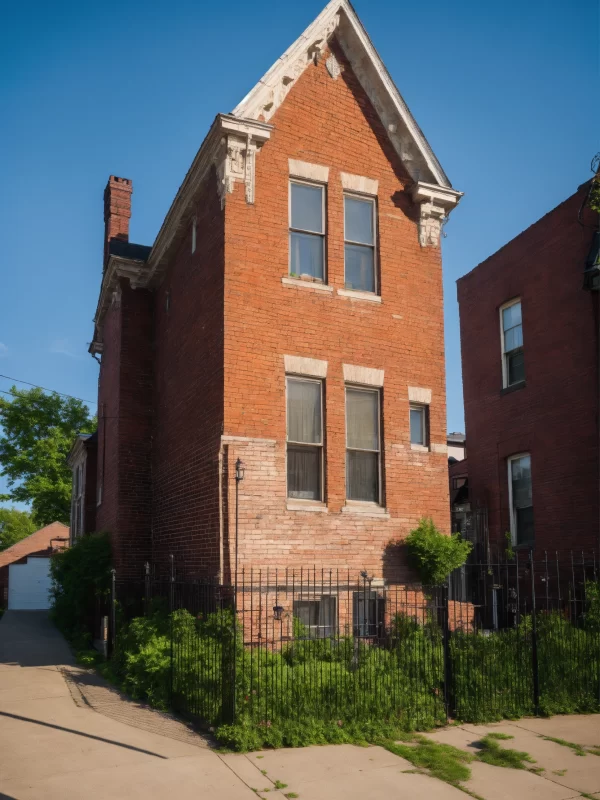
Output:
(0, 611), (599, 799)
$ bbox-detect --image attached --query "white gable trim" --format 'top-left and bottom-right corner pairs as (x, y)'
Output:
(232, 0), (454, 189)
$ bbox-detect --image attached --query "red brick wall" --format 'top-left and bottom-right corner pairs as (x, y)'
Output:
(458, 187), (599, 556)
(96, 281), (153, 576)
(220, 40), (450, 579)
(151, 172), (225, 577)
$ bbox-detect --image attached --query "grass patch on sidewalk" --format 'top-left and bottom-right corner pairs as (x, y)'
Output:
(474, 733), (536, 769)
(543, 736), (587, 757)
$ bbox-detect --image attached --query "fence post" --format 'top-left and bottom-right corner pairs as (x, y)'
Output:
(442, 584), (452, 720)
(109, 568), (116, 658)
(169, 554), (175, 705)
(529, 550), (540, 715)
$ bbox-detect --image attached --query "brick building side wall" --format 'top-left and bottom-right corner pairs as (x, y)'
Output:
(84, 440), (97, 534)
(96, 283), (153, 576)
(221, 40), (450, 579)
(152, 173), (225, 577)
(458, 188), (599, 555)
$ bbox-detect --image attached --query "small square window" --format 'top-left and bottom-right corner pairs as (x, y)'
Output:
(344, 195), (377, 293)
(289, 182), (325, 281)
(409, 404), (428, 446)
(293, 596), (336, 637)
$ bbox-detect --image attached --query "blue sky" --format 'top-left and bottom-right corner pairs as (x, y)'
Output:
(0, 0), (598, 505)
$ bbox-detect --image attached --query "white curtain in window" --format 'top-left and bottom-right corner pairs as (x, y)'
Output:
(288, 380), (321, 444)
(346, 389), (378, 450)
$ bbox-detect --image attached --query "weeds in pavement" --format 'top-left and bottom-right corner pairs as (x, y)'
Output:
(543, 736), (587, 756)
(475, 734), (535, 769)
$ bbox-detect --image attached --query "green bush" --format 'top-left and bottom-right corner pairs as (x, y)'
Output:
(49, 531), (111, 647)
(404, 518), (472, 586)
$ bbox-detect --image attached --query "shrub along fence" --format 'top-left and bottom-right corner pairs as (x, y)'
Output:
(107, 552), (600, 748)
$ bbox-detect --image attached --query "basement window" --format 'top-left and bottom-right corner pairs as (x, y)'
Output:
(293, 596), (336, 637)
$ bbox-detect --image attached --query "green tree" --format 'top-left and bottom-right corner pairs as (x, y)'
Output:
(404, 517), (472, 586)
(0, 507), (37, 551)
(0, 387), (95, 526)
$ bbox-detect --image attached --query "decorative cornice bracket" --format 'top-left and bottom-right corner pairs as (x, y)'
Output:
(411, 181), (463, 247)
(215, 116), (272, 208)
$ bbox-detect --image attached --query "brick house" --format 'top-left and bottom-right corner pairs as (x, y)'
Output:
(75, 0), (462, 586)
(457, 180), (600, 557)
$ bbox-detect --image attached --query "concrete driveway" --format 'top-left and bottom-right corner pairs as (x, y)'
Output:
(0, 611), (599, 800)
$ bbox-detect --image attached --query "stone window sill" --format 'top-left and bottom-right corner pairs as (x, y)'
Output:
(501, 380), (526, 396)
(337, 288), (381, 303)
(410, 443), (430, 453)
(287, 501), (328, 513)
(282, 276), (333, 293)
(341, 502), (390, 519)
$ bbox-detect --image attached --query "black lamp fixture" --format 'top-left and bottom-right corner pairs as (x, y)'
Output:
(235, 458), (245, 483)
(273, 605), (284, 621)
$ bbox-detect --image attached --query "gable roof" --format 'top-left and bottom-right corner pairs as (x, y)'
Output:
(232, 0), (452, 188)
(0, 522), (69, 569)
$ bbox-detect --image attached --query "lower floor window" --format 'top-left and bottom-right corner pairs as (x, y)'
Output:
(346, 386), (381, 503)
(508, 453), (534, 545)
(293, 595), (337, 637)
(353, 590), (385, 637)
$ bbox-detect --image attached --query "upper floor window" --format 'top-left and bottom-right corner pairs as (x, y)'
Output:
(344, 195), (376, 293)
(289, 181), (325, 281)
(501, 299), (524, 387)
(346, 386), (381, 503)
(71, 461), (85, 539)
(508, 453), (533, 546)
(191, 217), (197, 254)
(409, 403), (428, 447)
(286, 376), (323, 501)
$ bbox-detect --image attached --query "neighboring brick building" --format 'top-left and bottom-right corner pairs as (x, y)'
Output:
(76, 0), (463, 582)
(457, 181), (600, 557)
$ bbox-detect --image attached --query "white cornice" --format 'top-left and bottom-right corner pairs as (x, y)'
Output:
(145, 114), (272, 287)
(232, 0), (454, 189)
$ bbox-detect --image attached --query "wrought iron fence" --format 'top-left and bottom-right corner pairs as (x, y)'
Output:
(108, 551), (600, 732)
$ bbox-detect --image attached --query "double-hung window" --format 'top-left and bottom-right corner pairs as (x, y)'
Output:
(344, 195), (376, 293)
(409, 404), (428, 447)
(286, 377), (323, 501)
(71, 462), (85, 539)
(346, 387), (381, 503)
(508, 453), (534, 546)
(501, 300), (524, 387)
(289, 181), (325, 281)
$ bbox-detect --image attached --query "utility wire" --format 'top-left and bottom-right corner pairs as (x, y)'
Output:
(0, 375), (97, 406)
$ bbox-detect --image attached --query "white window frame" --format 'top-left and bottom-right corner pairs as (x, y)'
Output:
(345, 385), (382, 505)
(288, 179), (326, 282)
(500, 298), (524, 388)
(293, 595), (337, 638)
(191, 217), (197, 254)
(343, 193), (378, 295)
(286, 375), (325, 502)
(71, 457), (86, 540)
(507, 452), (533, 546)
(409, 403), (429, 448)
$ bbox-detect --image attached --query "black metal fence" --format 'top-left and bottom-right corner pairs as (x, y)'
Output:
(108, 551), (600, 732)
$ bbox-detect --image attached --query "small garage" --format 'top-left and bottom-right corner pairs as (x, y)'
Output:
(8, 557), (52, 610)
(0, 521), (69, 610)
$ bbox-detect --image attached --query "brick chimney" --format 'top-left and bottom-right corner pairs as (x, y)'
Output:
(104, 176), (132, 268)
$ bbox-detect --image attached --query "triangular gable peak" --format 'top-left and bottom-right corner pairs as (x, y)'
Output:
(233, 0), (451, 191)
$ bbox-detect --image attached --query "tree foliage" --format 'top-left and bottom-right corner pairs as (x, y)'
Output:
(0, 507), (37, 551)
(404, 517), (472, 586)
(0, 386), (95, 526)
(50, 531), (112, 645)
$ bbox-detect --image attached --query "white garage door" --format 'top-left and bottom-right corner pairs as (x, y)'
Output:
(8, 557), (52, 610)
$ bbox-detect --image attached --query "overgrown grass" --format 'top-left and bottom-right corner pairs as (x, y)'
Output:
(543, 736), (587, 757)
(383, 736), (473, 785)
(474, 734), (536, 769)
